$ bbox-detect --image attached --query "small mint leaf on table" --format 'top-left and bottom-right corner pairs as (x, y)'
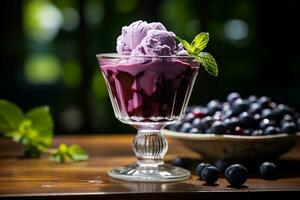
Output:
(49, 144), (88, 163)
(49, 144), (68, 163)
(196, 52), (218, 76)
(50, 152), (66, 163)
(68, 144), (89, 161)
(0, 100), (25, 134)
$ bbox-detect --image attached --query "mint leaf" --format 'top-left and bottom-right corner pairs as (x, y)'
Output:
(0, 99), (89, 163)
(191, 32), (209, 54)
(176, 36), (193, 54)
(50, 153), (65, 163)
(58, 143), (68, 153)
(49, 144), (88, 163)
(0, 100), (25, 134)
(26, 106), (53, 147)
(195, 52), (218, 76)
(49, 144), (68, 163)
(68, 144), (89, 161)
(176, 33), (218, 76)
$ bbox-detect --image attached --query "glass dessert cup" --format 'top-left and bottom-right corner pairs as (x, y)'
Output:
(97, 53), (199, 182)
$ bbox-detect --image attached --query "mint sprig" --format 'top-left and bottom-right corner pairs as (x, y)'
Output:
(176, 32), (218, 76)
(0, 100), (89, 163)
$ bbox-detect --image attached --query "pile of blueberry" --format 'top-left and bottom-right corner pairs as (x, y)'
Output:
(168, 92), (300, 135)
(172, 157), (278, 187)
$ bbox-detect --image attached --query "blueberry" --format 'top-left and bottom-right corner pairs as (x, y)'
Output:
(222, 110), (235, 119)
(192, 118), (202, 128)
(251, 129), (263, 136)
(189, 127), (200, 134)
(254, 113), (261, 120)
(225, 164), (248, 187)
(281, 122), (297, 134)
(244, 129), (253, 136)
(171, 157), (192, 169)
(201, 116), (214, 130)
(180, 122), (192, 133)
(207, 100), (222, 115)
(281, 114), (294, 123)
(196, 163), (211, 177)
(258, 96), (272, 108)
(201, 166), (220, 184)
(259, 118), (276, 130)
(190, 106), (204, 113)
(204, 128), (213, 134)
(191, 106), (207, 118)
(247, 95), (258, 104)
(215, 160), (232, 174)
(272, 104), (291, 119)
(222, 102), (231, 112)
(183, 112), (195, 122)
(227, 92), (241, 104)
(263, 126), (278, 135)
(261, 108), (274, 119)
(259, 162), (278, 180)
(210, 121), (227, 134)
(232, 98), (249, 115)
(224, 117), (240, 130)
(277, 104), (294, 115)
(297, 118), (300, 126)
(234, 126), (245, 135)
(249, 103), (262, 115)
(239, 112), (256, 128)
(213, 111), (222, 120)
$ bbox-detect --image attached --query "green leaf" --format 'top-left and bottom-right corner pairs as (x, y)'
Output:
(195, 52), (218, 76)
(58, 143), (68, 154)
(0, 100), (25, 134)
(26, 106), (53, 147)
(50, 153), (65, 163)
(67, 144), (89, 161)
(176, 36), (193, 54)
(191, 32), (209, 54)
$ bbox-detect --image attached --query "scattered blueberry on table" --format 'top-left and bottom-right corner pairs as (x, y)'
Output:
(196, 162), (211, 177)
(167, 92), (300, 135)
(225, 164), (248, 187)
(259, 161), (278, 180)
(172, 158), (281, 187)
(200, 166), (220, 184)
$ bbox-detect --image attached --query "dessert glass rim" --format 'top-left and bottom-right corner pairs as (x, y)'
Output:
(96, 53), (196, 59)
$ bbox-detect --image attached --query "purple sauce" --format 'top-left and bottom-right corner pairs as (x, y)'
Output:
(99, 59), (199, 122)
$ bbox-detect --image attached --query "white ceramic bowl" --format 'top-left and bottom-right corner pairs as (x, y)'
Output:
(163, 129), (300, 161)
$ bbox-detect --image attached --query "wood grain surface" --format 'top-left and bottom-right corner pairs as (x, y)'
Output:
(0, 134), (300, 199)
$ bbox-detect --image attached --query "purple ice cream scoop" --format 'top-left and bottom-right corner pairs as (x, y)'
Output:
(132, 30), (177, 56)
(116, 20), (167, 55)
(116, 20), (186, 56)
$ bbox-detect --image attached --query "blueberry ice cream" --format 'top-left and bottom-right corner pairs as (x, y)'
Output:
(116, 20), (187, 56)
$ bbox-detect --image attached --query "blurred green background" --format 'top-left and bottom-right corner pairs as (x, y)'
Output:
(1, 0), (300, 134)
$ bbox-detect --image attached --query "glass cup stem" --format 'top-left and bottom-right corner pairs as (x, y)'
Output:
(132, 125), (168, 166)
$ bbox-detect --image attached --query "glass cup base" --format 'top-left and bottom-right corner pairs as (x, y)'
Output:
(108, 163), (191, 182)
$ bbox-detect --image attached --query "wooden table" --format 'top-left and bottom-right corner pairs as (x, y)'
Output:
(1, 134), (300, 199)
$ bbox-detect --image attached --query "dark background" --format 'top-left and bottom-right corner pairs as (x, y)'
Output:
(1, 0), (300, 134)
